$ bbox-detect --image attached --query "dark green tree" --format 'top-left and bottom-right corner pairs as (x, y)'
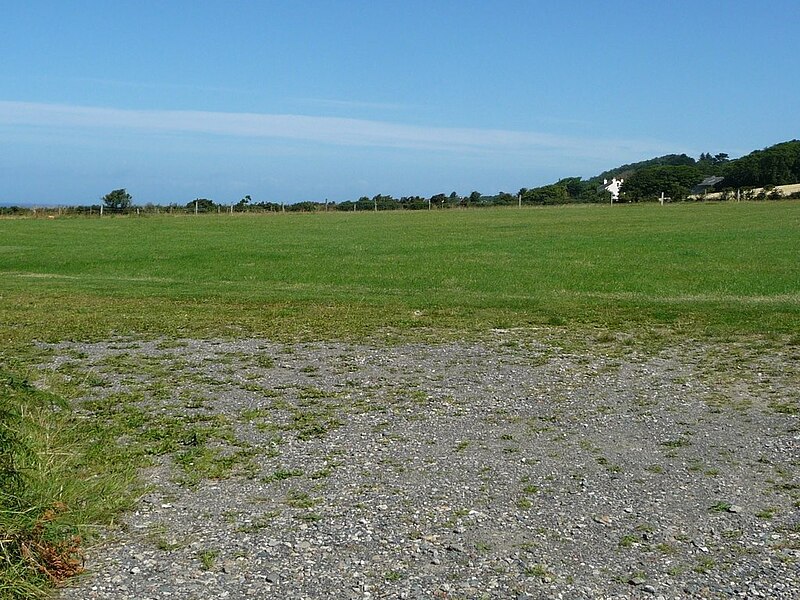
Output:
(401, 196), (428, 210)
(592, 154), (695, 184)
(355, 196), (373, 211)
(467, 191), (482, 206)
(521, 182), (571, 205)
(722, 141), (800, 188)
(493, 192), (516, 206)
(185, 198), (216, 213)
(621, 165), (703, 202)
(429, 193), (448, 208)
(287, 201), (317, 212)
(102, 188), (133, 210)
(372, 194), (399, 210)
(559, 177), (583, 199)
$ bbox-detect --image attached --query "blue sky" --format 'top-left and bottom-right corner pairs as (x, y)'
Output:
(1, 1), (798, 206)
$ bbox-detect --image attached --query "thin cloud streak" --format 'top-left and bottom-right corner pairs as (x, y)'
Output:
(0, 101), (671, 159)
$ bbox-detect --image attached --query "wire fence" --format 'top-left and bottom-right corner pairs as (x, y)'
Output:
(3, 187), (798, 219)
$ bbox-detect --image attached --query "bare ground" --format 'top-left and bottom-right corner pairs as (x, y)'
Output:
(50, 331), (799, 599)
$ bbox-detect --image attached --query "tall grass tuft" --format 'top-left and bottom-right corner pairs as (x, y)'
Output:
(0, 370), (139, 598)
(0, 372), (43, 498)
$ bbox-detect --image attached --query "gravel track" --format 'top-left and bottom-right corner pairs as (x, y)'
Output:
(50, 332), (799, 599)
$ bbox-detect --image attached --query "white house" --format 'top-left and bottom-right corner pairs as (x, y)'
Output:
(602, 177), (624, 201)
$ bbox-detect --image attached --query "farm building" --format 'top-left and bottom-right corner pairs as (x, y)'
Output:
(691, 176), (724, 195)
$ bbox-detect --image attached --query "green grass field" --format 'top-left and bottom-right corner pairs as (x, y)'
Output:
(2, 201), (799, 345)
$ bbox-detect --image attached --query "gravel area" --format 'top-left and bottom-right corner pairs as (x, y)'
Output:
(48, 332), (799, 599)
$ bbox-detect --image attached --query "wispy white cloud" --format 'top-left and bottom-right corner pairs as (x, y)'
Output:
(0, 100), (672, 160)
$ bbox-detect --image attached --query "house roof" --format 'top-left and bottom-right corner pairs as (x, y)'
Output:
(698, 176), (724, 187)
(691, 176), (725, 194)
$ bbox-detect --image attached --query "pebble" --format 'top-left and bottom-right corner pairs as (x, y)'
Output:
(593, 514), (613, 525)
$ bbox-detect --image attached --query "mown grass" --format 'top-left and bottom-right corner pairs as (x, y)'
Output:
(1, 201), (799, 348)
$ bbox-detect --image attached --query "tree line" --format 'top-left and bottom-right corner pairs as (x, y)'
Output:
(3, 140), (798, 216)
(614, 140), (800, 202)
(519, 140), (799, 204)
